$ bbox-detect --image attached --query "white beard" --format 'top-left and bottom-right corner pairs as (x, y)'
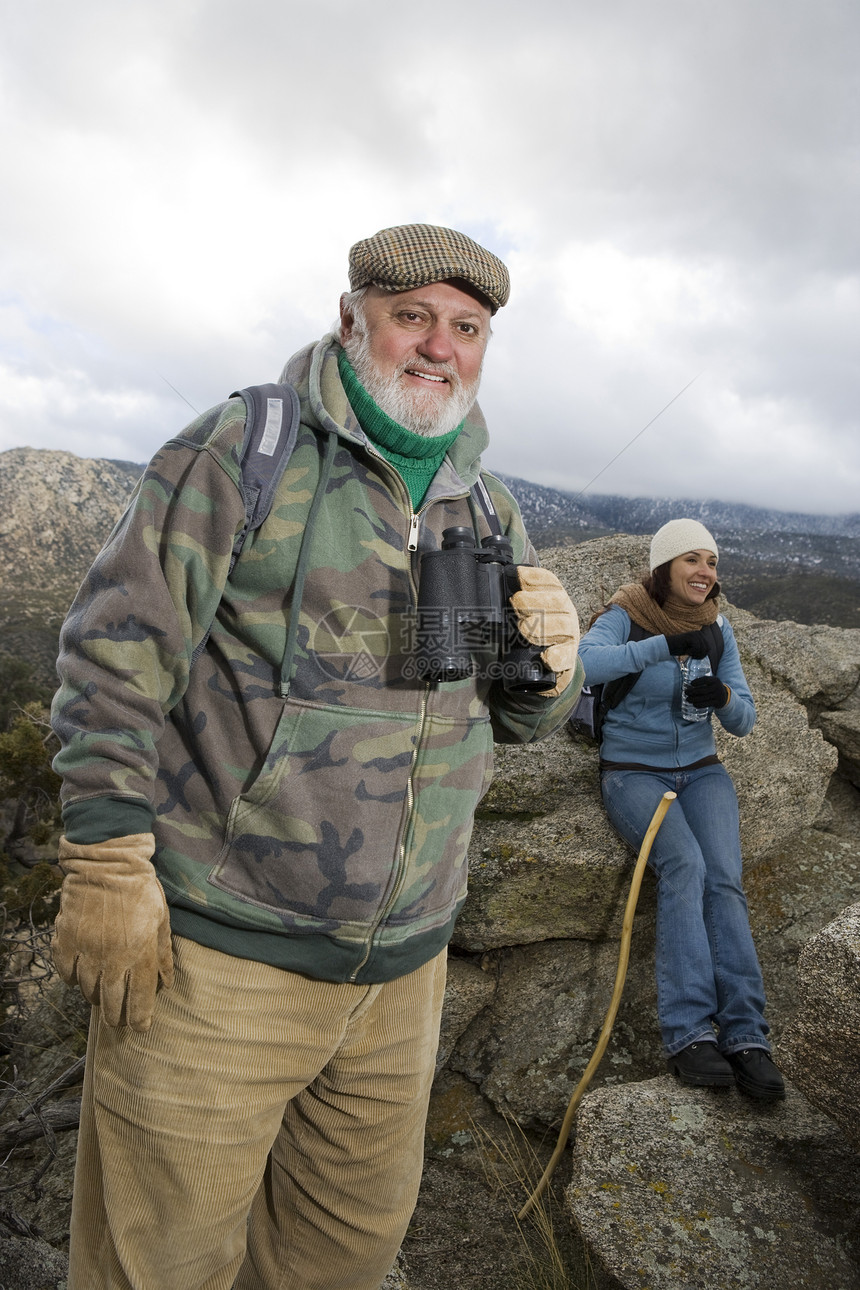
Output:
(342, 327), (482, 438)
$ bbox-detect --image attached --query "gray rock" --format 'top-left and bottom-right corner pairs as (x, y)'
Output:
(721, 613), (860, 782)
(567, 1077), (860, 1290)
(454, 728), (647, 950)
(714, 648), (838, 858)
(456, 541), (837, 959)
(742, 815), (860, 1023)
(778, 902), (860, 1150)
(449, 798), (860, 1129)
(449, 937), (662, 1125)
(732, 616), (860, 712)
(818, 708), (860, 785)
(436, 955), (495, 1072)
(381, 1252), (410, 1288)
(540, 533), (652, 631)
(0, 1236), (68, 1289)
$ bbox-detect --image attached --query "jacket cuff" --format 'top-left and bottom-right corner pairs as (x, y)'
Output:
(61, 796), (156, 845)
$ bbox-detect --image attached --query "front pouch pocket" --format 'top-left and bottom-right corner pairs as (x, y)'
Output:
(208, 697), (418, 934)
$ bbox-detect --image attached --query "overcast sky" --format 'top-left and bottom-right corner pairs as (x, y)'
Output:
(2, 0), (858, 515)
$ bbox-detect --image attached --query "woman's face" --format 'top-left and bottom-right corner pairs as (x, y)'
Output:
(668, 549), (718, 605)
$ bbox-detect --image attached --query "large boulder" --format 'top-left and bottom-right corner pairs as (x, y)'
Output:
(448, 935), (661, 1125)
(818, 709), (860, 787)
(567, 1077), (860, 1290)
(0, 1238), (69, 1290)
(445, 534), (849, 1131)
(454, 727), (650, 950)
(436, 954), (496, 1073)
(778, 902), (860, 1150)
(713, 646), (838, 855)
(734, 615), (860, 713)
(454, 538), (838, 954)
(736, 614), (860, 785)
(449, 802), (860, 1129)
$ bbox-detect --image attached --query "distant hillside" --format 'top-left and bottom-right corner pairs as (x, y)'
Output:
(1, 448), (858, 690)
(496, 474), (860, 544)
(0, 448), (141, 592)
(0, 448), (142, 680)
(496, 475), (860, 630)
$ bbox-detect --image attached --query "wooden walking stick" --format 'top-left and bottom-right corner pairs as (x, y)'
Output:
(518, 791), (676, 1220)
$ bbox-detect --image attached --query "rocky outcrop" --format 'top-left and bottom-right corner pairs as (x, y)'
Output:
(435, 955), (495, 1073)
(0, 447), (140, 596)
(435, 534), (860, 1287)
(566, 1078), (860, 1290)
(732, 611), (860, 787)
(0, 447), (143, 680)
(735, 614), (860, 714)
(443, 536), (846, 1126)
(778, 902), (860, 1150)
(4, 498), (860, 1289)
(0, 1237), (69, 1289)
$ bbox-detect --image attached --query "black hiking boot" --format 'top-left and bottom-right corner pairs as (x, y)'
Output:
(667, 1042), (734, 1088)
(726, 1048), (786, 1101)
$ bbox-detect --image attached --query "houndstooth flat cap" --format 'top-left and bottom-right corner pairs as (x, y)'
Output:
(348, 223), (510, 313)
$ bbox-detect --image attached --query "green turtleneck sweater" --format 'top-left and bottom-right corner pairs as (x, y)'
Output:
(337, 350), (463, 509)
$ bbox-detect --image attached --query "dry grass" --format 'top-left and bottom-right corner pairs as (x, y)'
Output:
(468, 1115), (595, 1290)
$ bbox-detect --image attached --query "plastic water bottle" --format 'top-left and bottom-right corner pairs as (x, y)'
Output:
(681, 656), (711, 722)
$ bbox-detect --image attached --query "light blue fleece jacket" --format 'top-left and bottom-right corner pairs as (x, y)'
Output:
(577, 605), (755, 767)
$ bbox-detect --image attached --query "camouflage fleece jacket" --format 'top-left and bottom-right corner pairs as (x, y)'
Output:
(51, 335), (583, 984)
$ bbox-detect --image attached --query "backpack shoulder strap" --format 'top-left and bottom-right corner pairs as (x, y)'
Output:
(593, 620), (653, 739)
(229, 382), (302, 573)
(627, 621), (652, 645)
(190, 382), (301, 667)
(470, 472), (503, 537)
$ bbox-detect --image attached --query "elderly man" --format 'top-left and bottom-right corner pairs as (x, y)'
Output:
(50, 223), (583, 1290)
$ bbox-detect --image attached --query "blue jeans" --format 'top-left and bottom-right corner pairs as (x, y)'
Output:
(601, 763), (770, 1058)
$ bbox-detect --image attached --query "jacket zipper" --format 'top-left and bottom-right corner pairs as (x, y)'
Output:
(360, 440), (468, 563)
(674, 659), (685, 764)
(348, 449), (441, 980)
(350, 682), (431, 981)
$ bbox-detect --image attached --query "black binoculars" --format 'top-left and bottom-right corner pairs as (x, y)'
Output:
(414, 527), (557, 693)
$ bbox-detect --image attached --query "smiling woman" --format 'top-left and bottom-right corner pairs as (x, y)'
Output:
(577, 517), (785, 1102)
(667, 549), (719, 606)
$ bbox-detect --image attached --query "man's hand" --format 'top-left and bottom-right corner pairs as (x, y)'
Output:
(509, 566), (580, 697)
(52, 833), (174, 1033)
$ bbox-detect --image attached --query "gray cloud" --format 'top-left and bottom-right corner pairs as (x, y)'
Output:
(1, 0), (857, 514)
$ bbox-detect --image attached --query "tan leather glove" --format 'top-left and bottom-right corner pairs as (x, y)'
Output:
(52, 833), (174, 1033)
(509, 565), (581, 697)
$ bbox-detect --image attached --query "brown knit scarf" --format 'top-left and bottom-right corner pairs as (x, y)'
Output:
(608, 582), (719, 636)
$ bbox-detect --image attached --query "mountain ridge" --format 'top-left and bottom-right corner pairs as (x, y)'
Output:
(494, 472), (860, 541)
(0, 448), (857, 682)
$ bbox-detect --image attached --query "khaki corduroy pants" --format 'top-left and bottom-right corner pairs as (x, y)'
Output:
(68, 934), (447, 1290)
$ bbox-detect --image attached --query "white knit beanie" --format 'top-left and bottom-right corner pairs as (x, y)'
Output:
(650, 518), (719, 572)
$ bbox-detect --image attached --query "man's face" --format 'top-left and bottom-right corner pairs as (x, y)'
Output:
(339, 281), (492, 437)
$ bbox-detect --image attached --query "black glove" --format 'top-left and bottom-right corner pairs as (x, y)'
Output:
(665, 631), (709, 659)
(685, 675), (730, 709)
